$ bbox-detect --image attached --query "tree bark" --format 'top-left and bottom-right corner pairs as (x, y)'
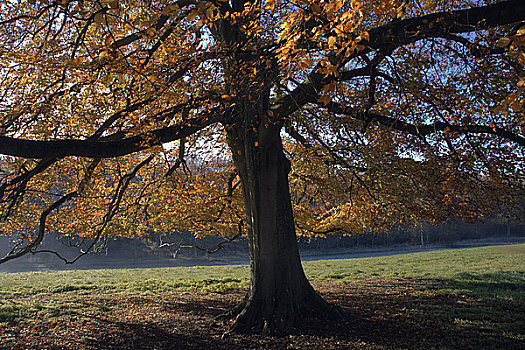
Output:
(225, 122), (341, 335)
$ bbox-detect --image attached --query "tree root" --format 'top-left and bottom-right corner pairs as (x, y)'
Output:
(225, 289), (344, 335)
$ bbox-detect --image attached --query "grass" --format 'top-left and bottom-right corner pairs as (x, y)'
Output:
(2, 244), (523, 295)
(306, 244), (525, 302)
(1, 244), (522, 300)
(304, 243), (525, 279)
(0, 244), (524, 349)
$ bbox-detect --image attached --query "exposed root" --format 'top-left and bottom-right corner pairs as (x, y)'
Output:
(218, 293), (248, 319)
(227, 289), (344, 335)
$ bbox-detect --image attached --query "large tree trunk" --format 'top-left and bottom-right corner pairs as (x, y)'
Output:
(226, 122), (341, 334)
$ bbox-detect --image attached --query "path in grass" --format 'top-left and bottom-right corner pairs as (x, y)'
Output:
(1, 244), (524, 349)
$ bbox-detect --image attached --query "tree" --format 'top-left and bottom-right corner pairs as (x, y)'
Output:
(1, 0), (525, 334)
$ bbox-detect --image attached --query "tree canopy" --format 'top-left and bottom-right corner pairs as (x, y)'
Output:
(1, 0), (525, 334)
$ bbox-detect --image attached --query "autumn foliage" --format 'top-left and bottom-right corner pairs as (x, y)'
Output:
(1, 0), (525, 334)
(0, 0), (522, 250)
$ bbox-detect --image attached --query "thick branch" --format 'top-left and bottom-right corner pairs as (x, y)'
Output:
(365, 0), (525, 52)
(0, 110), (225, 159)
(325, 101), (525, 147)
(272, 0), (525, 120)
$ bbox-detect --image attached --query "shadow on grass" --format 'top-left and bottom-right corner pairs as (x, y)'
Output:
(1, 274), (524, 349)
(306, 274), (525, 350)
(86, 319), (216, 350)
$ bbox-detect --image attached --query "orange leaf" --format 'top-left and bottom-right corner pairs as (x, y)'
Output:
(318, 95), (331, 105)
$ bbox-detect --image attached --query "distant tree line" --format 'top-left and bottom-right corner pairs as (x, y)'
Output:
(103, 213), (525, 260)
(4, 208), (521, 263)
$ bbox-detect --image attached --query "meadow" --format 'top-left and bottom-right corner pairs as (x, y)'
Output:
(1, 244), (524, 349)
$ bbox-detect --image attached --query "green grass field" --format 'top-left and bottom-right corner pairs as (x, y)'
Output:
(1, 244), (524, 349)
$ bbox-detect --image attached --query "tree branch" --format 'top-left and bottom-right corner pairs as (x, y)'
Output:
(271, 0), (525, 120)
(0, 159), (100, 264)
(364, 0), (525, 52)
(324, 101), (525, 147)
(0, 109), (226, 159)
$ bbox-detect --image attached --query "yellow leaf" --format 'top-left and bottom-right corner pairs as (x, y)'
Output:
(510, 99), (522, 112)
(74, 56), (84, 65)
(267, 110), (274, 117)
(99, 50), (110, 61)
(519, 52), (525, 66)
(311, 4), (321, 14)
(94, 12), (104, 26)
(104, 35), (113, 47)
(496, 37), (511, 48)
(162, 4), (179, 15)
(117, 74), (126, 84)
(108, 0), (119, 9)
(351, 0), (363, 10)
(517, 26), (525, 36)
(265, 1), (275, 11)
(514, 36), (525, 47)
(145, 28), (156, 37)
(328, 36), (337, 48)
(206, 7), (214, 19)
(187, 10), (197, 21)
(318, 95), (331, 105)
